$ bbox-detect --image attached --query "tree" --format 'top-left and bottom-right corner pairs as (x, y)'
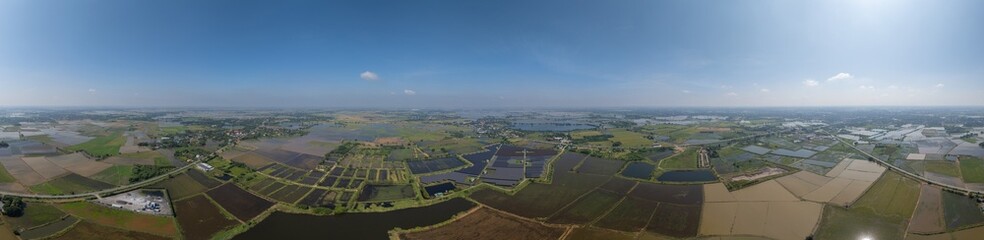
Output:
(1, 196), (24, 217)
(0, 141), (8, 148)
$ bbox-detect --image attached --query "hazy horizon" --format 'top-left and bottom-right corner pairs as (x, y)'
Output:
(2, 0), (983, 108)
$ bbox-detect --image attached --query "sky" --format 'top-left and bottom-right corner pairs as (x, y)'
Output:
(1, 0), (982, 108)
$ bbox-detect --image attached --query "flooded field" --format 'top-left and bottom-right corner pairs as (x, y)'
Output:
(234, 198), (475, 239)
(656, 170), (717, 182)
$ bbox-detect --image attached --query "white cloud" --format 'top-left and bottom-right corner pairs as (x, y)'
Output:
(827, 72), (854, 82)
(360, 71), (379, 81)
(802, 79), (819, 87)
(859, 85), (875, 90)
(760, 88), (770, 92)
(88, 88), (96, 92)
(681, 90), (691, 94)
(403, 89), (416, 95)
(888, 85), (899, 89)
(725, 92), (738, 97)
(935, 83), (945, 88)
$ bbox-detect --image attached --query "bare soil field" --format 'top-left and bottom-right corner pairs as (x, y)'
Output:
(401, 207), (566, 240)
(825, 158), (853, 177)
(730, 202), (768, 235)
(829, 179), (875, 206)
(802, 178), (852, 203)
(232, 153), (275, 169)
(730, 180), (798, 202)
(0, 156), (46, 185)
(703, 201), (822, 240)
(762, 201), (823, 240)
(908, 184), (946, 234)
(775, 171), (831, 197)
(46, 153), (111, 177)
(0, 182), (28, 193)
(22, 156), (67, 179)
(702, 183), (736, 202)
(700, 202), (738, 235)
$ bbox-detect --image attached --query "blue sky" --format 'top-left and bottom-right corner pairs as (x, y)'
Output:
(1, 0), (982, 108)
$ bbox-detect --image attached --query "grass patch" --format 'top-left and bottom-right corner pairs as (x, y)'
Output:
(0, 164), (15, 183)
(65, 131), (125, 157)
(924, 161), (962, 178)
(608, 129), (652, 148)
(1, 203), (65, 230)
(90, 165), (135, 185)
(959, 156), (984, 183)
(29, 174), (113, 195)
(660, 148), (698, 169)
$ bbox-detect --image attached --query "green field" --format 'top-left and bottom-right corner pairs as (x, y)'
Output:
(608, 129), (652, 148)
(91, 165), (135, 185)
(571, 130), (604, 139)
(0, 164), (15, 183)
(29, 174), (113, 195)
(814, 171), (920, 240)
(660, 148), (698, 169)
(65, 131), (125, 157)
(959, 156), (984, 183)
(924, 161), (962, 178)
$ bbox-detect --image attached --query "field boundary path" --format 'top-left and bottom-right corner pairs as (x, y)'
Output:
(826, 130), (984, 195)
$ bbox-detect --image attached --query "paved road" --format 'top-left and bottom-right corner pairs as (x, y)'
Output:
(826, 130), (983, 195)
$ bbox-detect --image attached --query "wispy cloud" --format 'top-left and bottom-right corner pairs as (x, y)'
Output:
(859, 85), (875, 90)
(802, 79), (819, 87)
(725, 92), (738, 97)
(827, 72), (854, 82)
(935, 83), (945, 88)
(403, 89), (416, 95)
(681, 90), (691, 94)
(760, 88), (770, 93)
(360, 71), (379, 81)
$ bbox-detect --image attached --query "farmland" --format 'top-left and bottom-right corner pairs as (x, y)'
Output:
(959, 156), (984, 183)
(149, 172), (209, 200)
(549, 190), (622, 224)
(401, 207), (566, 240)
(53, 220), (170, 240)
(814, 171), (920, 240)
(174, 195), (240, 240)
(660, 148), (698, 169)
(206, 184), (274, 222)
(58, 202), (178, 237)
(65, 131), (125, 157)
